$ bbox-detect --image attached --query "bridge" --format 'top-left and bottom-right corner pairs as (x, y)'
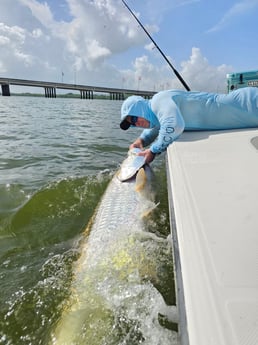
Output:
(0, 77), (155, 100)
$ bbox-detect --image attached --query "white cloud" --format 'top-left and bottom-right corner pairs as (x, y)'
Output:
(14, 50), (34, 66)
(120, 48), (232, 93)
(31, 28), (43, 38)
(0, 19), (64, 80)
(0, 23), (30, 65)
(0, 23), (26, 44)
(58, 0), (149, 69)
(0, 0), (233, 92)
(19, 0), (55, 28)
(207, 0), (258, 33)
(143, 0), (200, 22)
(0, 60), (7, 73)
(180, 48), (232, 92)
(0, 35), (10, 45)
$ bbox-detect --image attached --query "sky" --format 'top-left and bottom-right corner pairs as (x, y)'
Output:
(0, 0), (257, 93)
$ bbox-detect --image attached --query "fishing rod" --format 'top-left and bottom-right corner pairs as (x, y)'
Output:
(121, 0), (191, 91)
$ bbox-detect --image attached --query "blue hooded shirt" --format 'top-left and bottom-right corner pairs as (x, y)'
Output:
(120, 87), (258, 154)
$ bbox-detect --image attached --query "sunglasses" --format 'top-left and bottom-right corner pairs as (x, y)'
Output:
(130, 116), (138, 126)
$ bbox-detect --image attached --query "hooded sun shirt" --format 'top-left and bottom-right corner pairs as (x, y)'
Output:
(120, 88), (258, 154)
(120, 95), (185, 154)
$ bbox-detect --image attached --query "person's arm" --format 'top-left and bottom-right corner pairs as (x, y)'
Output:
(139, 127), (159, 147)
(149, 93), (185, 154)
(131, 92), (186, 163)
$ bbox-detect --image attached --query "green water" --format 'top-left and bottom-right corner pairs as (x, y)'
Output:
(0, 96), (176, 344)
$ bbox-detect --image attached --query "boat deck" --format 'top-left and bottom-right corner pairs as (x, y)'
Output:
(166, 129), (258, 345)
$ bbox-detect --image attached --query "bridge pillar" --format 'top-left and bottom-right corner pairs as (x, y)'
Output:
(44, 87), (56, 98)
(80, 90), (93, 99)
(1, 84), (10, 96)
(110, 92), (124, 100)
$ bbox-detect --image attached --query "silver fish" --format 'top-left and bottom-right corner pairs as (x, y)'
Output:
(50, 152), (176, 345)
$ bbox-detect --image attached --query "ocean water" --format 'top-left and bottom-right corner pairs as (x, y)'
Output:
(0, 96), (177, 345)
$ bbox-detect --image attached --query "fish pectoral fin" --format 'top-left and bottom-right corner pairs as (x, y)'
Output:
(141, 202), (160, 218)
(135, 168), (147, 192)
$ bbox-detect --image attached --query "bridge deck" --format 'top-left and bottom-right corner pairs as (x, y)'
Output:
(0, 77), (155, 98)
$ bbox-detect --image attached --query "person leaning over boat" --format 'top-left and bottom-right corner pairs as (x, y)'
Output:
(119, 87), (258, 163)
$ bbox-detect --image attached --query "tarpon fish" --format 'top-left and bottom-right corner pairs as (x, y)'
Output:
(50, 150), (177, 345)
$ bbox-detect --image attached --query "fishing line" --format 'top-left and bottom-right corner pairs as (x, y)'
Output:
(122, 0), (191, 91)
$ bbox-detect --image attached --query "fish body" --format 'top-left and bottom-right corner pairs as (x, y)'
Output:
(50, 151), (175, 345)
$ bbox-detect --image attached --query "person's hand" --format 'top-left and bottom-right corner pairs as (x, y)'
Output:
(137, 149), (155, 164)
(129, 138), (144, 150)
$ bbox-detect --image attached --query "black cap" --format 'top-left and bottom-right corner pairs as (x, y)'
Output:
(120, 119), (130, 130)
